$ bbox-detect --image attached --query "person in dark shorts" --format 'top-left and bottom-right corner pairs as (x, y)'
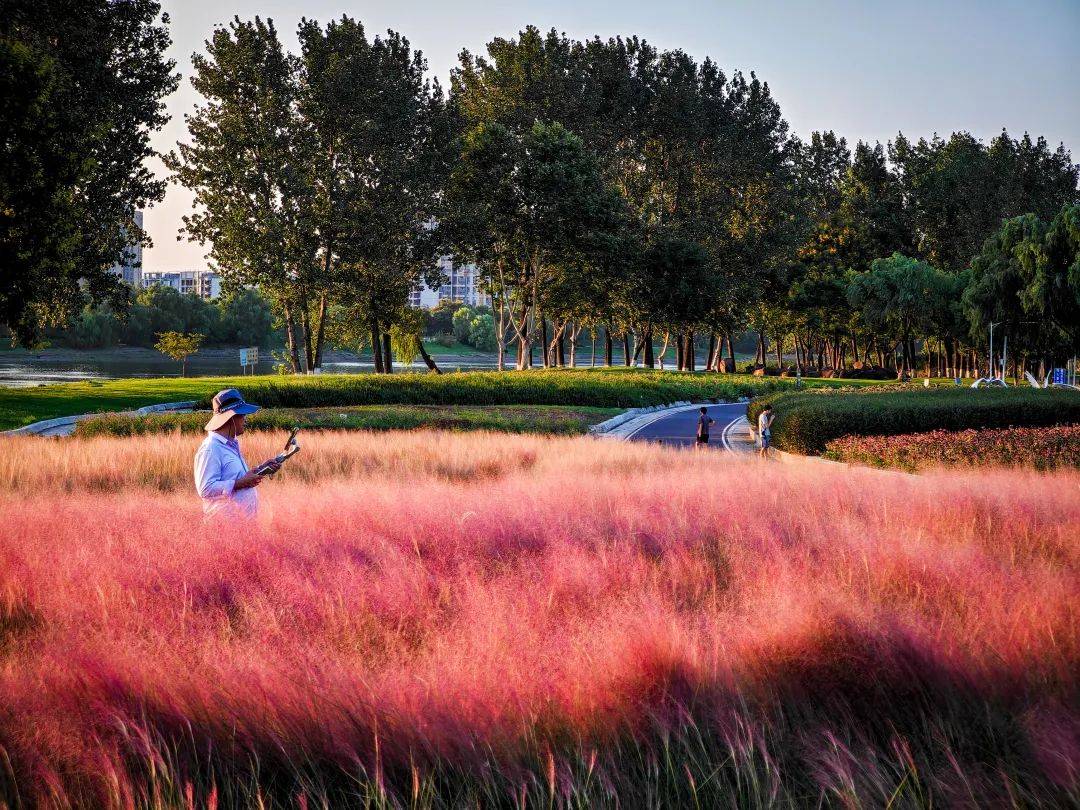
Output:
(696, 406), (715, 447)
(757, 403), (774, 457)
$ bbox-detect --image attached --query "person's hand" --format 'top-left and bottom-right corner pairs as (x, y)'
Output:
(234, 471), (265, 490)
(261, 459), (282, 476)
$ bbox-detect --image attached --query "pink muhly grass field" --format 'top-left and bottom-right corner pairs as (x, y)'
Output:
(0, 431), (1077, 807)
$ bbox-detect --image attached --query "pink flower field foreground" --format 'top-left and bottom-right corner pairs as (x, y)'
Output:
(0, 432), (1078, 808)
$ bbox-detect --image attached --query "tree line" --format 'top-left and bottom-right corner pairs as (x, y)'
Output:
(3, 7), (1078, 377)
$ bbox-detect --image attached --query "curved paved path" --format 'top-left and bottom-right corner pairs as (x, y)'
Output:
(624, 402), (755, 453)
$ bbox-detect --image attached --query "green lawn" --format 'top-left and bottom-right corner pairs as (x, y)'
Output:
(0, 368), (881, 432)
(73, 404), (622, 438)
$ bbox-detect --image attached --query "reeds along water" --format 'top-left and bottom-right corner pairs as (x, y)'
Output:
(0, 432), (1077, 807)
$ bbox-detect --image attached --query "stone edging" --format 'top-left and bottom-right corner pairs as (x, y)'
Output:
(5, 401), (198, 436)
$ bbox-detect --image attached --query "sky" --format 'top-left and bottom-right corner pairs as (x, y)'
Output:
(147, 0), (1080, 271)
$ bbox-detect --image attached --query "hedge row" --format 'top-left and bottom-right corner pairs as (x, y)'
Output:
(823, 425), (1080, 471)
(194, 368), (795, 410)
(747, 387), (1080, 455)
(73, 405), (620, 439)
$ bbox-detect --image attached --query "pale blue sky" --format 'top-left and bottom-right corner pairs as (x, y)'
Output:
(148, 0), (1080, 270)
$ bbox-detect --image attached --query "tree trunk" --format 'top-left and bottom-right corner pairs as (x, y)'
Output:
(623, 333), (631, 367)
(726, 330), (737, 372)
(418, 342), (441, 373)
(541, 318), (550, 368)
(643, 326), (655, 368)
(675, 333), (684, 371)
(706, 333), (717, 371)
(774, 333), (783, 372)
(604, 328), (613, 367)
(756, 332), (766, 366)
(658, 331), (671, 371)
(299, 302), (315, 373)
(557, 327), (565, 367)
(382, 332), (393, 374)
(312, 293), (328, 370)
(370, 321), (383, 373)
(494, 291), (506, 372)
(282, 303), (302, 374)
(685, 331), (696, 372)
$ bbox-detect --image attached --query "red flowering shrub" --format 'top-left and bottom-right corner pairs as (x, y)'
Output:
(824, 424), (1080, 471)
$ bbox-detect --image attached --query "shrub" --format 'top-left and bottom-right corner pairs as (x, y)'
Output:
(748, 386), (1080, 454)
(193, 368), (793, 411)
(824, 424), (1080, 471)
(73, 405), (617, 438)
(452, 306), (474, 342)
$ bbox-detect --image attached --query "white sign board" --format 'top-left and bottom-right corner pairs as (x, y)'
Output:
(239, 347), (259, 370)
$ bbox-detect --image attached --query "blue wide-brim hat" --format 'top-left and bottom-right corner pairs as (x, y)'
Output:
(205, 388), (260, 431)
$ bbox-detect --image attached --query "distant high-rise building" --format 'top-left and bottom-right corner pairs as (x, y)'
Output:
(409, 256), (489, 308)
(140, 269), (222, 300)
(109, 210), (144, 286)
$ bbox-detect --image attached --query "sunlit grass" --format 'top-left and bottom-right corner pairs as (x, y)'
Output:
(0, 431), (1076, 806)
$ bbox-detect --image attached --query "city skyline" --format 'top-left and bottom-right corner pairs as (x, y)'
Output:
(145, 0), (1080, 271)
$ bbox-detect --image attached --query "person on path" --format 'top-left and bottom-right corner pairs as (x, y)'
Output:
(194, 388), (280, 518)
(696, 406), (715, 448)
(757, 403), (774, 457)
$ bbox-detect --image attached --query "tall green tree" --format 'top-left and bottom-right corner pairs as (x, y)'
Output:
(443, 121), (628, 368)
(168, 17), (317, 373)
(297, 16), (446, 373)
(0, 0), (177, 345)
(848, 254), (956, 377)
(890, 130), (1077, 273)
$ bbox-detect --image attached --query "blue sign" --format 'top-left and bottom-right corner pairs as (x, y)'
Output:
(1053, 367), (1066, 385)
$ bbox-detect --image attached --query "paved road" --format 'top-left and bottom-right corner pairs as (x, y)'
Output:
(625, 402), (755, 453)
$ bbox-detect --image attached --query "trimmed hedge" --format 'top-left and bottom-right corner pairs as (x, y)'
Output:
(823, 425), (1080, 471)
(193, 369), (796, 411)
(747, 387), (1080, 455)
(73, 405), (620, 439)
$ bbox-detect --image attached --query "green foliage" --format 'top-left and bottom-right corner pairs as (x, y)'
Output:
(963, 202), (1080, 358)
(153, 331), (204, 376)
(73, 404), (620, 438)
(468, 313), (497, 352)
(389, 308), (425, 368)
(748, 387), (1080, 455)
(0, 0), (178, 345)
(191, 369), (803, 411)
(451, 306), (473, 342)
(424, 301), (465, 336)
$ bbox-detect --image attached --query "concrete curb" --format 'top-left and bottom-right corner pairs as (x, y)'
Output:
(590, 398), (750, 440)
(5, 401), (198, 437)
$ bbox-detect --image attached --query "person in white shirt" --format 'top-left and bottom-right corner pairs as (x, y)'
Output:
(757, 403), (774, 458)
(193, 388), (280, 518)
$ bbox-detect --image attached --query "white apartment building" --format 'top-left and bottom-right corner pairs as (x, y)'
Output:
(109, 210), (144, 286)
(140, 269), (222, 300)
(410, 256), (489, 308)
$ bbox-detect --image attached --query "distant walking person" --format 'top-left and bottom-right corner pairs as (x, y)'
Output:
(696, 406), (715, 448)
(757, 403), (775, 457)
(194, 388), (280, 518)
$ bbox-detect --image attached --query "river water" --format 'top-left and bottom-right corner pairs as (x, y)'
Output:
(0, 348), (504, 387)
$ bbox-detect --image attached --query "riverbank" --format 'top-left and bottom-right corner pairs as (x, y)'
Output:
(0, 343), (498, 386)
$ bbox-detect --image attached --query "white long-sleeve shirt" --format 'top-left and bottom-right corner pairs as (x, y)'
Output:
(193, 432), (258, 518)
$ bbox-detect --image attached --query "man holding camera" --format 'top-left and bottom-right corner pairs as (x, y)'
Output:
(193, 388), (281, 518)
